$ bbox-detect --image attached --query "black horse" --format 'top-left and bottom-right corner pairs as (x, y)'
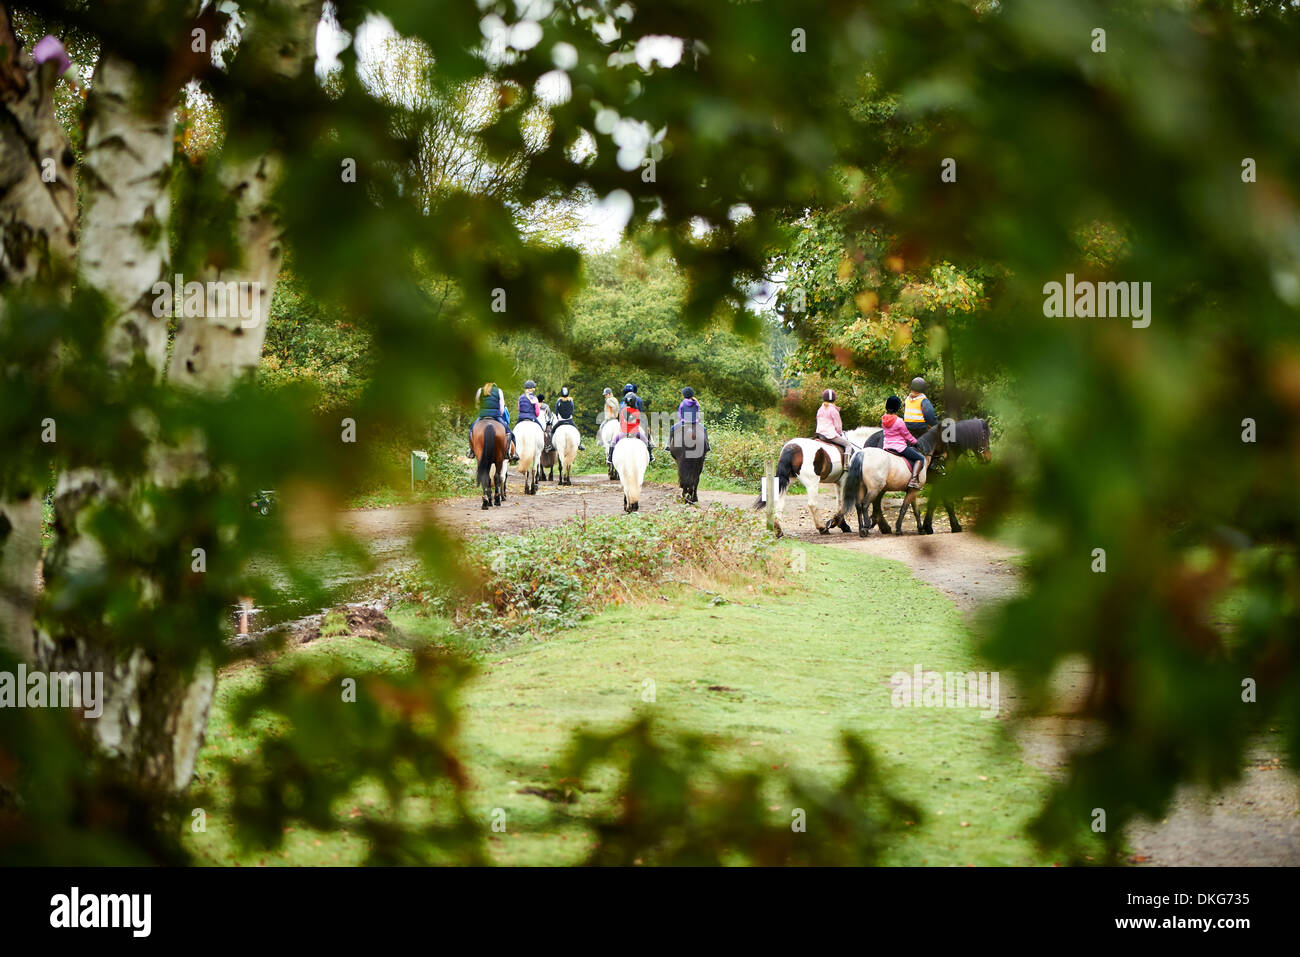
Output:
(667, 421), (709, 504)
(863, 418), (991, 533)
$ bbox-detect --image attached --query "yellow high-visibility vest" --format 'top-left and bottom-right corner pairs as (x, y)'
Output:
(904, 393), (928, 424)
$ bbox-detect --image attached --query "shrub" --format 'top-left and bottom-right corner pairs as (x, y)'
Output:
(385, 504), (778, 650)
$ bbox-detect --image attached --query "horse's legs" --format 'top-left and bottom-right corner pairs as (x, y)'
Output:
(808, 479), (828, 534)
(896, 490), (919, 534)
(922, 497), (935, 534)
(945, 497), (962, 532)
(873, 490), (890, 533)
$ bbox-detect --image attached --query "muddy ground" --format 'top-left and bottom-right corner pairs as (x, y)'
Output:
(336, 469), (1298, 866)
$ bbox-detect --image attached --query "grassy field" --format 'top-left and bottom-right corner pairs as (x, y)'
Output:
(187, 542), (1088, 865)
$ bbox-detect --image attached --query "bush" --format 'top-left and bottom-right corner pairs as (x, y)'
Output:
(384, 504), (778, 650)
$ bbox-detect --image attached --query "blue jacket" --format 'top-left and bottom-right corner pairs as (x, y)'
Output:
(517, 393), (539, 422)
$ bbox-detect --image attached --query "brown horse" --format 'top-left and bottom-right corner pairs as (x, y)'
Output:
(470, 418), (509, 509)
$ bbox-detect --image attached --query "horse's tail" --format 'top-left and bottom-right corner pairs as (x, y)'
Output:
(477, 424), (496, 487)
(845, 446), (864, 510)
(753, 443), (798, 509)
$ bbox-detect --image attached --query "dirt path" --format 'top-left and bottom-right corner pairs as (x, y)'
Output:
(345, 470), (1298, 865)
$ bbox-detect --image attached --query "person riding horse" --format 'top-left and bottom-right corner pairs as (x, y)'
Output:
(904, 376), (940, 438)
(518, 380), (542, 426)
(814, 388), (856, 464)
(553, 386), (585, 450)
(666, 386), (702, 449)
(609, 383), (654, 465)
(468, 380), (518, 463)
(536, 392), (554, 452)
(882, 395), (926, 489)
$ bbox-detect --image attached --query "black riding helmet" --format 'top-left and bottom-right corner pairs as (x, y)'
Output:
(560, 387), (570, 397)
(886, 395), (902, 413)
(681, 386), (694, 398)
(623, 383), (635, 394)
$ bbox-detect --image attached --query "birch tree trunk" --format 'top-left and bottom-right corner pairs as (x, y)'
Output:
(0, 10), (75, 659)
(2, 0), (321, 795)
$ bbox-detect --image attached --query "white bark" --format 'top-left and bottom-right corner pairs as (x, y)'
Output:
(1, 0), (321, 795)
(168, 0), (319, 390)
(78, 54), (175, 372)
(0, 13), (74, 658)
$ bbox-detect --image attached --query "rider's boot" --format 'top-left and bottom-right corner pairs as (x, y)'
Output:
(907, 460), (924, 489)
(508, 433), (519, 464)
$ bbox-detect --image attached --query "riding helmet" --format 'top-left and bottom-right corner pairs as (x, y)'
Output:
(910, 376), (926, 392)
(886, 395), (902, 413)
(560, 387), (570, 397)
(623, 383), (635, 394)
(603, 387), (613, 395)
(682, 387), (694, 398)
(524, 379), (537, 389)
(537, 394), (545, 402)
(821, 388), (836, 403)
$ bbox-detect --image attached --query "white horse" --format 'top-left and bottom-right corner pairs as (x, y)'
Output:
(513, 419), (545, 495)
(552, 421), (581, 485)
(756, 426), (878, 536)
(598, 416), (621, 479)
(612, 436), (649, 512)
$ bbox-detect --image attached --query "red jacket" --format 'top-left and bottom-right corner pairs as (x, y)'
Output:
(619, 403), (642, 435)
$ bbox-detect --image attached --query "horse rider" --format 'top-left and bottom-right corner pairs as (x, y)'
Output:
(814, 388), (854, 465)
(610, 383), (654, 465)
(904, 376), (940, 439)
(667, 386), (702, 448)
(602, 386), (619, 423)
(554, 387), (585, 450)
(882, 395), (925, 489)
(517, 380), (542, 428)
(468, 380), (518, 463)
(536, 392), (554, 452)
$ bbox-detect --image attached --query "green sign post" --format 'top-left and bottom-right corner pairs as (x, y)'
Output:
(410, 450), (428, 492)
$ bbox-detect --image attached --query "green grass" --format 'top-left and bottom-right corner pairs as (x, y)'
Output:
(188, 543), (1080, 865)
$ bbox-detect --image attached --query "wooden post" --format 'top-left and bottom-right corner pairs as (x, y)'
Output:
(764, 461), (775, 531)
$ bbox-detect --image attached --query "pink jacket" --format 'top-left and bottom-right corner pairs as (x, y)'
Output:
(815, 403), (843, 437)
(880, 414), (917, 453)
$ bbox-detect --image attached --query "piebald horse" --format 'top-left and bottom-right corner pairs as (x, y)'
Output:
(513, 419), (545, 495)
(470, 418), (508, 509)
(755, 426), (877, 536)
(845, 424), (947, 535)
